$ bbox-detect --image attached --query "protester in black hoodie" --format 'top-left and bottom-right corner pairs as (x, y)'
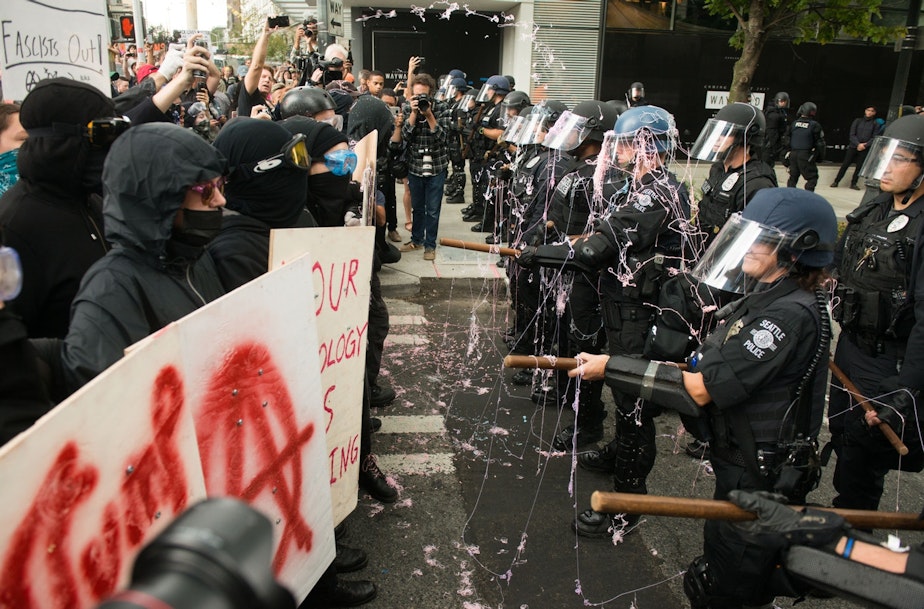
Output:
(208, 117), (316, 291)
(0, 79), (123, 338)
(43, 123), (227, 399)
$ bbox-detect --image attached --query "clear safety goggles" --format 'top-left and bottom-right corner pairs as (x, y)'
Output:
(689, 119), (746, 163)
(858, 136), (924, 185)
(543, 111), (592, 151)
(691, 213), (789, 294)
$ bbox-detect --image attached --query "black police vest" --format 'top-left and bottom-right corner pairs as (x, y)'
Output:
(599, 170), (688, 305)
(549, 158), (603, 235)
(790, 119), (819, 150)
(511, 146), (541, 201)
(704, 281), (823, 444)
(834, 193), (924, 341)
(698, 160), (776, 240)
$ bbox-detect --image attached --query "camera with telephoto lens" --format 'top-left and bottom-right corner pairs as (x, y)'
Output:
(95, 498), (294, 609)
(414, 94), (430, 112)
(318, 56), (343, 71)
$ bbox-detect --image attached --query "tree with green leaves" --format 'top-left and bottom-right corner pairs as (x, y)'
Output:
(704, 0), (906, 101)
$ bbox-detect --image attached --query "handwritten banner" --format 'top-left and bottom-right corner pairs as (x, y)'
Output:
(0, 0), (111, 101)
(269, 226), (375, 525)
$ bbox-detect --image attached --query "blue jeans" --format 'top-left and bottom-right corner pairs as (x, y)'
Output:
(407, 170), (447, 250)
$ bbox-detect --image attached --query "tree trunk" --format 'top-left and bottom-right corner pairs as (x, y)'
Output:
(729, 0), (770, 102)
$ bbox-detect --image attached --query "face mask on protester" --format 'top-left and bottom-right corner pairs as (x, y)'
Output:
(172, 208), (223, 247)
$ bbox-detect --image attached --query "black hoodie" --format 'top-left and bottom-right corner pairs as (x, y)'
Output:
(0, 78), (115, 338)
(57, 123), (227, 397)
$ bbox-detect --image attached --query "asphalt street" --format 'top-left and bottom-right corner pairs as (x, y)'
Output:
(337, 162), (924, 609)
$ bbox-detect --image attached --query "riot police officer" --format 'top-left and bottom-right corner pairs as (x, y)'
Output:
(829, 114), (924, 511)
(504, 101), (571, 368)
(786, 102), (825, 191)
(762, 92), (789, 167)
(526, 100), (622, 445)
(691, 102), (778, 247)
(570, 187), (837, 607)
(519, 106), (694, 512)
(461, 75), (509, 229)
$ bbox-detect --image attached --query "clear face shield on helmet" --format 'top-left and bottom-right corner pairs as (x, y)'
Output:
(455, 94), (476, 113)
(475, 83), (498, 104)
(543, 111), (592, 151)
(690, 119), (746, 163)
(516, 111), (552, 145)
(500, 115), (527, 144)
(434, 75), (453, 101)
(859, 136), (924, 190)
(691, 213), (791, 294)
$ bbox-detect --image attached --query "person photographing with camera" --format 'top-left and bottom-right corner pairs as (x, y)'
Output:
(238, 17), (283, 119)
(398, 72), (451, 261)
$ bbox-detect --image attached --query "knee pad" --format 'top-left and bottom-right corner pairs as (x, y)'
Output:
(683, 555), (715, 609)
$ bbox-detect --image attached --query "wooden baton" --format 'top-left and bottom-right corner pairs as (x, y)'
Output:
(590, 491), (924, 531)
(503, 355), (578, 370)
(438, 238), (519, 257)
(828, 360), (908, 456)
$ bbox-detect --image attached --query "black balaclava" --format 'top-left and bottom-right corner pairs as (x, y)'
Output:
(347, 95), (394, 156)
(214, 117), (309, 228)
(19, 78), (117, 198)
(280, 116), (352, 227)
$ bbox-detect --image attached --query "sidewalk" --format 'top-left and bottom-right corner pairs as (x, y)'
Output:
(379, 161), (867, 289)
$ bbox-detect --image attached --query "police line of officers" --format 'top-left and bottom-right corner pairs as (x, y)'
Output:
(429, 77), (924, 609)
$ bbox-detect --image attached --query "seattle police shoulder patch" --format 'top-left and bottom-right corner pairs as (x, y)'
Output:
(740, 317), (789, 361)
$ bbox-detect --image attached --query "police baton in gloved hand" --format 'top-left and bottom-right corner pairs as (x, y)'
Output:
(438, 237), (593, 273)
(588, 491), (924, 531)
(504, 353), (699, 417)
(828, 360), (908, 456)
(438, 238), (520, 257)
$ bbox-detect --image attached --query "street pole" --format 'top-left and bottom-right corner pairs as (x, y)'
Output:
(886, 0), (922, 123)
(132, 0), (145, 61)
(317, 0), (331, 53)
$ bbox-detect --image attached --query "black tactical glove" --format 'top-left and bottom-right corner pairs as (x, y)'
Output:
(729, 490), (847, 551)
(873, 383), (920, 437)
(515, 245), (538, 268)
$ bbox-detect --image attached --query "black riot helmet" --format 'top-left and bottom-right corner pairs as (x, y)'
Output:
(629, 82), (645, 100)
(773, 92), (790, 108)
(797, 102), (817, 118)
(278, 86), (337, 119)
(502, 91), (531, 113)
(690, 102), (766, 162)
(544, 100), (620, 151)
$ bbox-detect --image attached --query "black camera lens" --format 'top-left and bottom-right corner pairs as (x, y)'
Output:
(417, 96), (430, 111)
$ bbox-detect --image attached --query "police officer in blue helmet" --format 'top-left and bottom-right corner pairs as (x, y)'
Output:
(569, 187), (837, 608)
(518, 106), (696, 535)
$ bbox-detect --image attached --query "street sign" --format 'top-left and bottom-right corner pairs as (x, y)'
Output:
(328, 0), (344, 37)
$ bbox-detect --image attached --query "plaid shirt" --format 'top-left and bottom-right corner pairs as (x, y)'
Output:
(401, 99), (452, 176)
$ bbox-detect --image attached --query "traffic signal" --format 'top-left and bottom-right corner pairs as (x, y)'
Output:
(120, 16), (135, 40)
